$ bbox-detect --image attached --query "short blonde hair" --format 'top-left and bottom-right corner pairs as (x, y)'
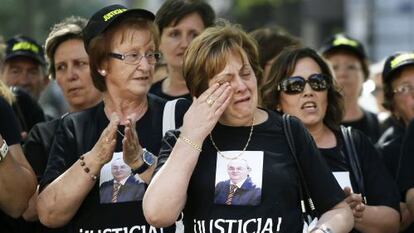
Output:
(183, 21), (262, 97)
(0, 80), (15, 105)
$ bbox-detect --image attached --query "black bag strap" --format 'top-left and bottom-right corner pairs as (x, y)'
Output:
(340, 125), (367, 204)
(282, 114), (316, 219)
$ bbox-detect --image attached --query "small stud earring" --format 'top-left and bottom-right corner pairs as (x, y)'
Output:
(100, 70), (106, 76)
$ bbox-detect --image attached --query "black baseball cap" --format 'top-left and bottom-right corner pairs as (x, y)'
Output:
(319, 34), (366, 60)
(82, 4), (155, 52)
(5, 35), (45, 65)
(382, 52), (414, 83)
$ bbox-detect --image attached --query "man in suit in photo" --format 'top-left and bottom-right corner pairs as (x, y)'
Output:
(100, 158), (146, 203)
(214, 158), (261, 206)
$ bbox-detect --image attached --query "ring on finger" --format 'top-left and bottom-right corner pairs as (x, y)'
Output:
(206, 97), (215, 107)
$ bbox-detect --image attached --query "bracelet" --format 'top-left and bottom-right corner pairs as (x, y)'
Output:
(79, 155), (98, 181)
(178, 136), (202, 152)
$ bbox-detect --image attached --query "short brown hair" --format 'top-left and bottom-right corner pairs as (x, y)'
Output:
(261, 47), (344, 130)
(183, 21), (261, 97)
(45, 16), (87, 80)
(156, 0), (215, 36)
(87, 15), (159, 92)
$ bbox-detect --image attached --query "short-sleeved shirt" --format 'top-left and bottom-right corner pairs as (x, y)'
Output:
(342, 109), (380, 143)
(320, 128), (400, 233)
(149, 78), (192, 101)
(40, 94), (189, 233)
(156, 110), (345, 233)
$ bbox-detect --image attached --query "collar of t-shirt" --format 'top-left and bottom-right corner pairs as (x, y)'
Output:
(231, 177), (248, 189)
(115, 176), (129, 186)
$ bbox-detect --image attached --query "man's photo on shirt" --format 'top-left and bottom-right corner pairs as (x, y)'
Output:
(99, 152), (146, 204)
(214, 151), (264, 206)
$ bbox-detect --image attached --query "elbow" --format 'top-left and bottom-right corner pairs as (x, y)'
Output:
(3, 203), (28, 219)
(37, 194), (69, 228)
(143, 204), (176, 228)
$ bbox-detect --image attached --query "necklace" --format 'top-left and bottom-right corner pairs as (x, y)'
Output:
(209, 116), (255, 160)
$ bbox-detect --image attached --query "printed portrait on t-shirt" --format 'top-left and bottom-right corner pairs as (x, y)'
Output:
(214, 151), (264, 206)
(99, 152), (146, 204)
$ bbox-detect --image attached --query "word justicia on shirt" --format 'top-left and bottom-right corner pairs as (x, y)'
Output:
(193, 217), (282, 233)
(79, 225), (164, 233)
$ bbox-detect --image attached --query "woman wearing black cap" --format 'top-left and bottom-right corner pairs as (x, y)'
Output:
(37, 5), (189, 233)
(320, 34), (381, 143)
(376, 51), (414, 232)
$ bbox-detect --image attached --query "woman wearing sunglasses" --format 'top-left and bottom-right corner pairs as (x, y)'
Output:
(261, 47), (400, 233)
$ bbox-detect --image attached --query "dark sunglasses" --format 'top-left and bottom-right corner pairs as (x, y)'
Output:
(277, 73), (330, 95)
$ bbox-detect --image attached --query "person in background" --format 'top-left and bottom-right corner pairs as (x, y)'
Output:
(21, 16), (103, 233)
(1, 35), (48, 100)
(143, 22), (353, 233)
(37, 5), (188, 233)
(376, 52), (414, 232)
(0, 83), (37, 232)
(149, 0), (215, 101)
(249, 26), (301, 88)
(261, 47), (400, 233)
(0, 36), (46, 139)
(320, 34), (380, 143)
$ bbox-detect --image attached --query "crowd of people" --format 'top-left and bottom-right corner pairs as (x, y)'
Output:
(0, 1), (414, 233)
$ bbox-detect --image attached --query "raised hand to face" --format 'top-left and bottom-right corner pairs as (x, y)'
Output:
(180, 82), (233, 143)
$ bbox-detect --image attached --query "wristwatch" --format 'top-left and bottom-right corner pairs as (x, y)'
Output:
(0, 140), (9, 162)
(131, 149), (156, 175)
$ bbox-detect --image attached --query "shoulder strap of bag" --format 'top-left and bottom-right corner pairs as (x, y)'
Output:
(282, 114), (316, 217)
(340, 125), (367, 204)
(162, 98), (182, 136)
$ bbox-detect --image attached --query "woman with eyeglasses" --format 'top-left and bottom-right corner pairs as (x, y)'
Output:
(144, 23), (354, 233)
(261, 47), (400, 233)
(320, 34), (380, 143)
(376, 52), (414, 233)
(37, 5), (189, 233)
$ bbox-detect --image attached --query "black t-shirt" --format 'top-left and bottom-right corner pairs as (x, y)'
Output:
(40, 94), (189, 233)
(157, 110), (345, 233)
(342, 109), (380, 143)
(398, 119), (414, 194)
(319, 129), (400, 233)
(149, 78), (192, 101)
(11, 87), (45, 136)
(0, 96), (26, 233)
(24, 118), (61, 182)
(0, 96), (21, 145)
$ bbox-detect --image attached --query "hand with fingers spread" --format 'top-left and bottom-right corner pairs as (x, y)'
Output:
(180, 82), (233, 143)
(122, 118), (144, 169)
(343, 187), (365, 221)
(89, 113), (120, 166)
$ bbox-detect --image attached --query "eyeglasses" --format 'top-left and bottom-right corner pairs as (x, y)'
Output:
(278, 73), (330, 95)
(109, 51), (161, 65)
(393, 84), (414, 96)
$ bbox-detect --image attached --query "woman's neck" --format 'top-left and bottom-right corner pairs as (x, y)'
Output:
(219, 109), (267, 127)
(162, 66), (189, 96)
(307, 123), (336, 148)
(103, 93), (148, 125)
(343, 101), (363, 122)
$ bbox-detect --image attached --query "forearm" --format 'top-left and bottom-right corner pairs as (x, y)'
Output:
(37, 152), (100, 228)
(144, 139), (201, 227)
(354, 205), (399, 233)
(406, 188), (414, 217)
(315, 201), (354, 233)
(0, 146), (37, 218)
